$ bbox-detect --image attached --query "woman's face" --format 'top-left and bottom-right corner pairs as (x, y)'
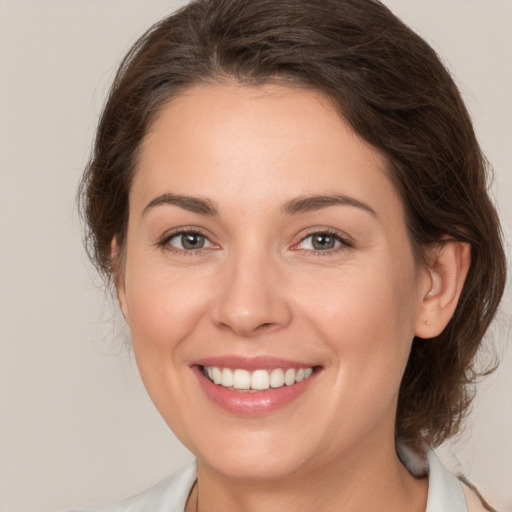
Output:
(119, 83), (430, 480)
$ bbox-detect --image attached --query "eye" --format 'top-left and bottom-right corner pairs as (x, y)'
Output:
(163, 230), (216, 252)
(295, 231), (351, 252)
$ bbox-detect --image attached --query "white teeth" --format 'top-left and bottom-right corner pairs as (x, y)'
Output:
(233, 369), (251, 389)
(212, 367), (222, 385)
(284, 368), (296, 386)
(269, 368), (285, 388)
(203, 366), (315, 390)
(221, 368), (233, 387)
(251, 370), (270, 390)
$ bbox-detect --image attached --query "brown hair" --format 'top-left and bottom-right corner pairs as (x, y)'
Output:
(79, 0), (506, 449)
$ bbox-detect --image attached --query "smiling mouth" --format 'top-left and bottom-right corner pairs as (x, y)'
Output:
(201, 366), (317, 391)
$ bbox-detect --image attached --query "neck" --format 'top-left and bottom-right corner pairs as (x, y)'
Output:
(190, 437), (428, 512)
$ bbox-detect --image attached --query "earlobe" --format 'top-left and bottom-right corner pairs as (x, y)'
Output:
(110, 237), (129, 322)
(415, 241), (471, 339)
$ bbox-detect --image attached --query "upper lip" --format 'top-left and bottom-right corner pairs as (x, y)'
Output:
(192, 356), (320, 371)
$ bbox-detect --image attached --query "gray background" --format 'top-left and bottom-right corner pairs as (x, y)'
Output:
(0, 1), (511, 510)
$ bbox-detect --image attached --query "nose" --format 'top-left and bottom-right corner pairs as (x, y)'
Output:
(210, 249), (292, 338)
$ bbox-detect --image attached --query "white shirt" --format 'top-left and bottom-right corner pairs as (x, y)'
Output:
(72, 449), (484, 512)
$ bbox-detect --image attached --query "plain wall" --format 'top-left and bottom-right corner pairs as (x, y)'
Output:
(0, 1), (510, 511)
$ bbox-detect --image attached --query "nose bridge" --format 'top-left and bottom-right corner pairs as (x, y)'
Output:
(211, 241), (291, 337)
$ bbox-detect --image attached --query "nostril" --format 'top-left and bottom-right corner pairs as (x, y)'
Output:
(255, 322), (280, 333)
(216, 320), (282, 338)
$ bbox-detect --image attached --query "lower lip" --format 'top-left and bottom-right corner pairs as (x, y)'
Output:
(192, 366), (318, 416)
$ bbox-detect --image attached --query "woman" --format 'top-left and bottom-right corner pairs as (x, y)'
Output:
(75, 0), (506, 510)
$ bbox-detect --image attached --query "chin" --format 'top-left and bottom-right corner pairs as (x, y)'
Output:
(181, 423), (316, 481)
(201, 448), (311, 482)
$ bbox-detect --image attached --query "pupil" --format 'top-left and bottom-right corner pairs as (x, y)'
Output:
(182, 233), (204, 250)
(312, 234), (334, 250)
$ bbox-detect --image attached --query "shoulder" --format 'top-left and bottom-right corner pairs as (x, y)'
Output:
(68, 460), (197, 512)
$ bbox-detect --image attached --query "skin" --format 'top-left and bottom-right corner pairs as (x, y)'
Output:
(116, 83), (470, 512)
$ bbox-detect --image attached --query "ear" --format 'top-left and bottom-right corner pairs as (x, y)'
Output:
(110, 237), (129, 322)
(415, 241), (471, 339)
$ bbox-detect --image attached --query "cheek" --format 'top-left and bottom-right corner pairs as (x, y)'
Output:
(121, 256), (217, 430)
(123, 255), (213, 357)
(307, 260), (420, 442)
(301, 254), (419, 389)
(304, 255), (417, 333)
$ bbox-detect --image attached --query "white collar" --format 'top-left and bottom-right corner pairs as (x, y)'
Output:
(425, 448), (468, 512)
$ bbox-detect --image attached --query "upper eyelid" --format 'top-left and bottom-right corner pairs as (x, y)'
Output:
(288, 230), (353, 254)
(159, 229), (219, 255)
(160, 227), (211, 243)
(297, 228), (352, 244)
(167, 230), (211, 243)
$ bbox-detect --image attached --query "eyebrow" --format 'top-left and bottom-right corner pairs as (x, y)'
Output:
(282, 194), (377, 217)
(142, 193), (218, 216)
(142, 192), (377, 218)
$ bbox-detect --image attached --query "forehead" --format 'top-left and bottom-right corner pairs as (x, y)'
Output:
(133, 83), (402, 221)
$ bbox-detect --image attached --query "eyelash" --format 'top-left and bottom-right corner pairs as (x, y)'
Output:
(293, 229), (353, 256)
(157, 228), (353, 256)
(158, 228), (215, 256)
